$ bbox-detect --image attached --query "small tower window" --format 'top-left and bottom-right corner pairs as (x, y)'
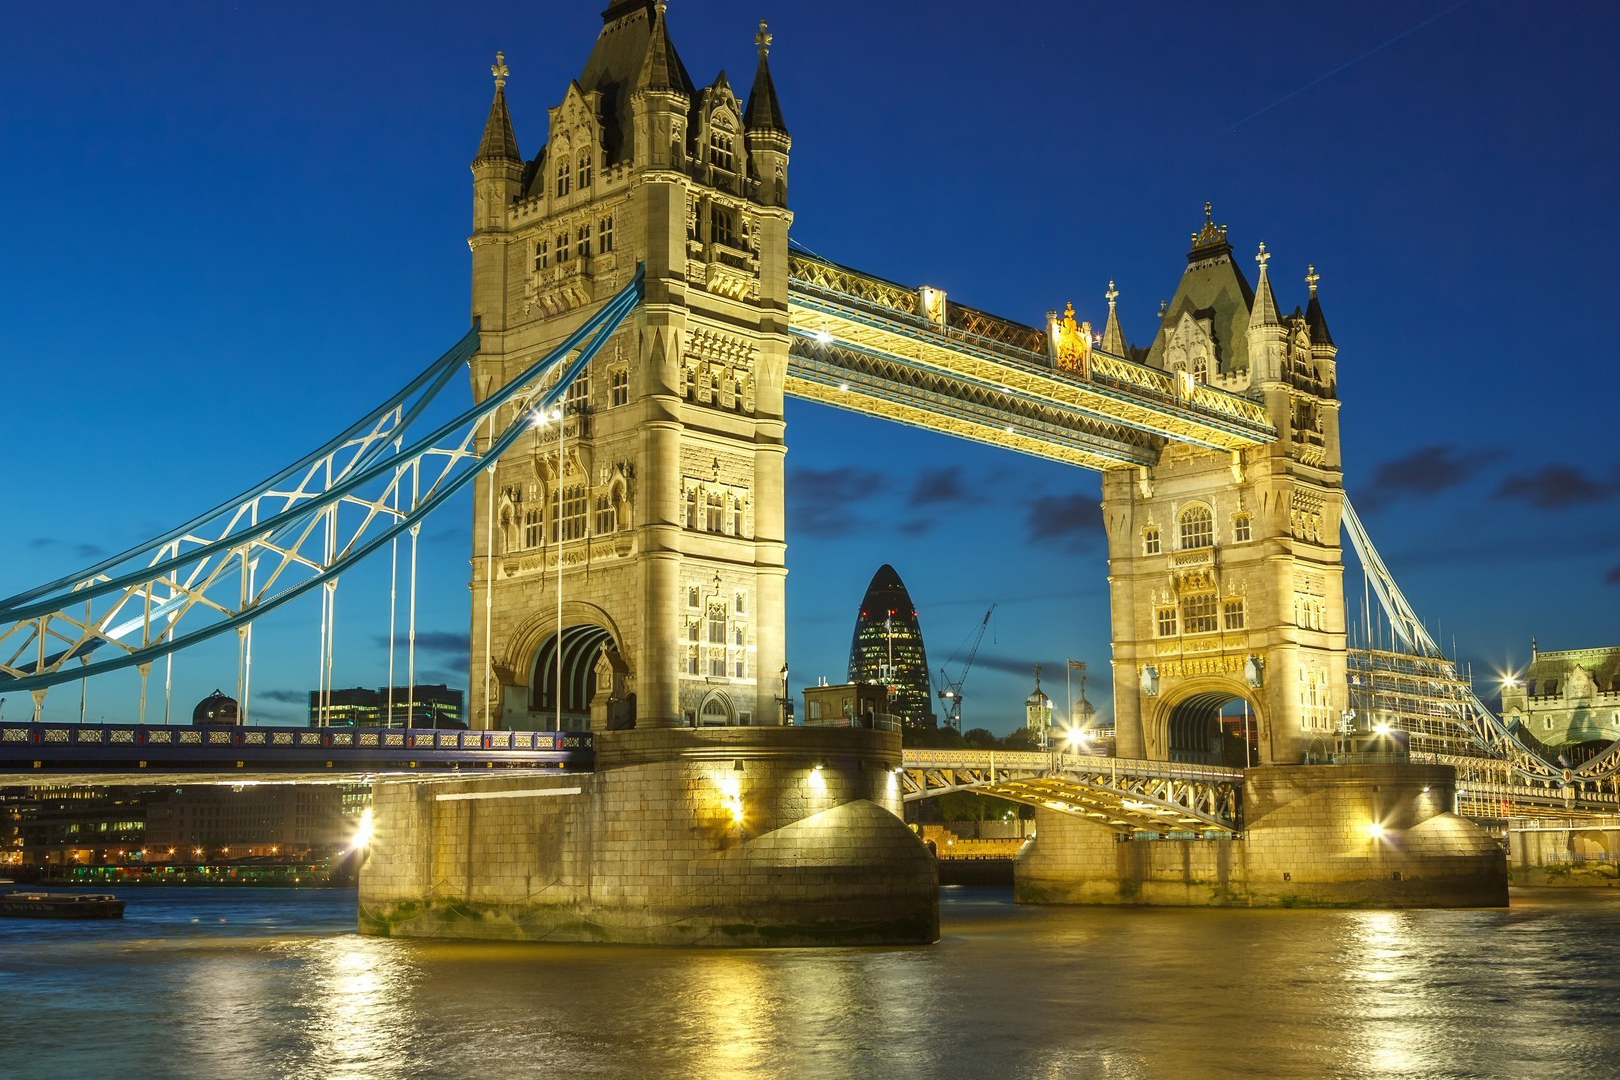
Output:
(598, 216), (615, 253)
(705, 492), (724, 533)
(687, 585), (701, 609)
(1156, 607), (1177, 637)
(554, 159), (571, 198)
(1233, 513), (1252, 543)
(1182, 593), (1219, 634)
(711, 206), (737, 248)
(707, 604), (727, 644)
(610, 369), (629, 406)
(533, 240), (548, 272)
(594, 494), (615, 536)
(734, 591), (747, 615)
(1223, 598), (1246, 630)
(577, 152), (592, 190)
(556, 232), (571, 262)
(1179, 505), (1213, 550)
(576, 225), (590, 259)
(709, 129), (735, 173)
(1143, 526), (1160, 556)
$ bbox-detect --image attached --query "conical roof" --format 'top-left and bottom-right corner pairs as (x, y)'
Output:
(474, 53), (521, 165)
(1305, 266), (1334, 346)
(1249, 242), (1280, 328)
(745, 21), (787, 133)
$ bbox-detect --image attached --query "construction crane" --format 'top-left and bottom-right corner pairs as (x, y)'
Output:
(936, 604), (994, 731)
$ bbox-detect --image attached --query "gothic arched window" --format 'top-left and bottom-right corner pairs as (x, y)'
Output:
(1179, 505), (1213, 550)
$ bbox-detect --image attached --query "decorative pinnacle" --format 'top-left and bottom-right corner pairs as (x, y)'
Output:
(1204, 201), (1213, 224)
(1106, 280), (1119, 309)
(1255, 241), (1271, 272)
(1306, 264), (1320, 296)
(756, 19), (772, 57)
(491, 51), (509, 89)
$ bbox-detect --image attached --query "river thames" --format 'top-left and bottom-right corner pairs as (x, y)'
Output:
(4, 885), (1619, 1078)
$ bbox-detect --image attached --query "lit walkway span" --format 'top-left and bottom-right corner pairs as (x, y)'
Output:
(900, 748), (1243, 836)
(0, 720), (593, 786)
(785, 251), (1276, 471)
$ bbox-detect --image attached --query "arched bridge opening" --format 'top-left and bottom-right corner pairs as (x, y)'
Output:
(1167, 690), (1260, 769)
(530, 624), (631, 731)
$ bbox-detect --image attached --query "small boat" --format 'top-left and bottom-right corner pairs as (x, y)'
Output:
(0, 891), (125, 919)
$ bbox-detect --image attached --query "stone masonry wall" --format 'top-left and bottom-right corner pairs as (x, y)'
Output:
(359, 727), (937, 945)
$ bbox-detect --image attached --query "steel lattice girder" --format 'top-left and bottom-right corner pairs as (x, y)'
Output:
(785, 258), (1275, 453)
(0, 269), (644, 697)
(899, 750), (1242, 834)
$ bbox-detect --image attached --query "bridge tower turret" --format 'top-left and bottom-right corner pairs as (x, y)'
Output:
(465, 2), (791, 731)
(1101, 208), (1347, 765)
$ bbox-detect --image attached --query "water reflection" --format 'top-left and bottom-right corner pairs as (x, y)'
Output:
(297, 934), (422, 1080)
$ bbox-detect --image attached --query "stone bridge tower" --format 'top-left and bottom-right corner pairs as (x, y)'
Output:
(1101, 209), (1345, 765)
(466, 2), (791, 730)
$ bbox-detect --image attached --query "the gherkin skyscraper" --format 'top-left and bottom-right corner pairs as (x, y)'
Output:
(847, 565), (937, 730)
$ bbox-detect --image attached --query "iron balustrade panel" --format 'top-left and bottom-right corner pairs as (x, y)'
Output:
(0, 723), (595, 775)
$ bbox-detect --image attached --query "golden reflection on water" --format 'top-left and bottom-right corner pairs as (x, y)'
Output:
(299, 934), (420, 1080)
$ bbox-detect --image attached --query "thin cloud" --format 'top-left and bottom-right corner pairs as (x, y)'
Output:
(788, 466), (885, 537)
(372, 630), (469, 659)
(29, 537), (105, 560)
(907, 466), (969, 508)
(258, 688), (308, 704)
(1359, 444), (1489, 509)
(1493, 464), (1615, 509)
(1605, 565), (1620, 587)
(1025, 494), (1103, 553)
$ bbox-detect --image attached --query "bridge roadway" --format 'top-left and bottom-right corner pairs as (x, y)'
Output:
(0, 720), (592, 786)
(785, 252), (1277, 471)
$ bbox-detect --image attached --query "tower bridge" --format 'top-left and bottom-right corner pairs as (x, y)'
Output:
(4, 1), (1606, 940)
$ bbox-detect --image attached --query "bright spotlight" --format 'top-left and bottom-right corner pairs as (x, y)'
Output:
(813, 330), (834, 345)
(348, 807), (374, 853)
(1366, 822), (1386, 839)
(1372, 722), (1392, 736)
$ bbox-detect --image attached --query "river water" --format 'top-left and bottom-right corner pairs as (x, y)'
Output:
(4, 886), (1619, 1079)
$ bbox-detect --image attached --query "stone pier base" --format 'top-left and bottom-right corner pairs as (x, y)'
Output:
(1016, 764), (1507, 908)
(358, 727), (938, 946)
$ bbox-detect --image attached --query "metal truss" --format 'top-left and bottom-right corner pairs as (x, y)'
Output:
(786, 252), (1276, 459)
(900, 749), (1242, 835)
(0, 268), (644, 705)
(1343, 495), (1620, 796)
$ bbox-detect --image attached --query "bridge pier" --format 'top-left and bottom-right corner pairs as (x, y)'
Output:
(1016, 764), (1506, 908)
(357, 728), (937, 945)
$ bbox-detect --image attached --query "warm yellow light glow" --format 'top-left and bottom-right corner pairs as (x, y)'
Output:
(1063, 726), (1087, 750)
(1372, 722), (1392, 736)
(1366, 822), (1386, 838)
(348, 807), (375, 852)
(813, 330), (834, 344)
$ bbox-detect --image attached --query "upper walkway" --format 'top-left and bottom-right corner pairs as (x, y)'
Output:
(785, 252), (1276, 471)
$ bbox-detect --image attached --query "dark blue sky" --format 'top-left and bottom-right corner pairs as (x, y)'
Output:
(2, 1), (1615, 729)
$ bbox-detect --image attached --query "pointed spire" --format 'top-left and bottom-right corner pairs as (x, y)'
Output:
(745, 20), (788, 133)
(474, 51), (521, 165)
(636, 1), (682, 94)
(1304, 264), (1334, 346)
(1249, 241), (1280, 327)
(1101, 279), (1127, 355)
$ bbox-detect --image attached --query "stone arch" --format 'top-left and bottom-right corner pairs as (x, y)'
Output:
(697, 690), (735, 727)
(1150, 676), (1262, 768)
(1571, 830), (1610, 861)
(501, 601), (631, 730)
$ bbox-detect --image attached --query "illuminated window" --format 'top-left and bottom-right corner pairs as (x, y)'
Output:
(709, 129), (735, 173)
(555, 159), (571, 198)
(1144, 527), (1160, 556)
(576, 152), (592, 189)
(551, 485), (587, 542)
(1182, 593), (1219, 634)
(1179, 505), (1213, 550)
(522, 508), (542, 549)
(610, 369), (629, 405)
(598, 216), (615, 253)
(705, 492), (724, 532)
(533, 239), (548, 271)
(576, 225), (590, 259)
(594, 494), (615, 535)
(1156, 607), (1177, 637)
(1233, 513), (1252, 543)
(1223, 598), (1246, 630)
(707, 605), (727, 644)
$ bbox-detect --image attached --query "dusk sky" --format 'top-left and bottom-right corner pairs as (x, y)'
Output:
(2, 1), (1615, 731)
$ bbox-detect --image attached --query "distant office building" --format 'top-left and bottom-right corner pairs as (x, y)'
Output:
(307, 684), (465, 729)
(847, 565), (937, 730)
(1501, 641), (1620, 749)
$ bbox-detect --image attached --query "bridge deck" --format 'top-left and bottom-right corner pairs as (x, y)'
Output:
(786, 253), (1276, 471)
